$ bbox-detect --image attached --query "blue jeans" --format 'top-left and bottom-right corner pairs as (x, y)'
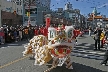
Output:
(0, 36), (3, 43)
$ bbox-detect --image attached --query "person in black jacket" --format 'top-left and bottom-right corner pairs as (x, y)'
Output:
(94, 28), (102, 50)
(100, 40), (108, 66)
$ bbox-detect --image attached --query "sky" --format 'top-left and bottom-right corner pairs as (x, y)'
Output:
(51, 0), (108, 17)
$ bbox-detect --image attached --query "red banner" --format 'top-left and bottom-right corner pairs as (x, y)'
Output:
(46, 17), (50, 28)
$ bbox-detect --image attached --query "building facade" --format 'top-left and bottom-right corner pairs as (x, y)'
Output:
(23, 0), (51, 26)
(1, 11), (22, 26)
(65, 2), (73, 10)
(64, 2), (83, 27)
(0, 0), (23, 26)
(87, 8), (108, 28)
(15, 0), (22, 5)
(63, 9), (81, 27)
(1, 0), (22, 15)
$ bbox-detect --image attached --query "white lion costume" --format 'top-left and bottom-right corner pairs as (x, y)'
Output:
(22, 25), (76, 72)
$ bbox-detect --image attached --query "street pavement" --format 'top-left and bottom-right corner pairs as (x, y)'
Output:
(0, 35), (108, 72)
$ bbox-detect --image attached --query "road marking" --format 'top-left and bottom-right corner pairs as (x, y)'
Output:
(0, 55), (30, 69)
(7, 44), (19, 45)
(1, 47), (7, 48)
(88, 51), (97, 54)
(97, 52), (105, 55)
(85, 44), (91, 46)
(84, 55), (88, 56)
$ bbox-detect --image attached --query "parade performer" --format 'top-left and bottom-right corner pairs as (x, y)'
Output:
(22, 25), (76, 72)
(100, 32), (105, 48)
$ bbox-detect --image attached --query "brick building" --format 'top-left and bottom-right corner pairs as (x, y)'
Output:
(1, 11), (22, 27)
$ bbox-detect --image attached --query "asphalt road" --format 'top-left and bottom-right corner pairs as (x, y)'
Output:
(0, 35), (108, 72)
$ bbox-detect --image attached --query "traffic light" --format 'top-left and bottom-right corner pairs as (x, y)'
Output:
(27, 12), (30, 17)
(14, 10), (16, 15)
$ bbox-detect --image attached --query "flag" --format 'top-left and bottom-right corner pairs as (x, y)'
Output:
(46, 17), (50, 28)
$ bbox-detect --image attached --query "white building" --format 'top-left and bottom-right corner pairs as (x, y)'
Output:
(65, 2), (73, 10)
(1, 0), (22, 15)
(10, 0), (51, 9)
(14, 0), (22, 5)
(7, 0), (22, 5)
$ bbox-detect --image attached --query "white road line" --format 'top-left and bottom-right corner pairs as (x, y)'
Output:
(85, 44), (91, 46)
(97, 52), (105, 55)
(1, 47), (7, 48)
(88, 51), (97, 54)
(83, 47), (90, 48)
(84, 55), (88, 56)
(88, 56), (101, 59)
(78, 50), (86, 52)
(8, 44), (19, 45)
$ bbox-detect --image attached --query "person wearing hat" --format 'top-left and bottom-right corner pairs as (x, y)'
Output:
(94, 27), (102, 50)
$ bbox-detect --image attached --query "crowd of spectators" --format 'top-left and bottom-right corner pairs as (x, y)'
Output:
(0, 25), (48, 45)
(0, 24), (85, 45)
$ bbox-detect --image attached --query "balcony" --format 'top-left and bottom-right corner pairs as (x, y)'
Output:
(103, 18), (108, 21)
(94, 16), (102, 19)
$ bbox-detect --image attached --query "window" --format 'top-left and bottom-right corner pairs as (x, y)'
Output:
(21, 9), (22, 13)
(25, 8), (37, 14)
(19, 2), (21, 5)
(17, 8), (18, 12)
(16, 2), (19, 5)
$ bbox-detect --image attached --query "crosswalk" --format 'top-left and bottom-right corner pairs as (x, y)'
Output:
(71, 43), (106, 60)
(0, 41), (106, 61)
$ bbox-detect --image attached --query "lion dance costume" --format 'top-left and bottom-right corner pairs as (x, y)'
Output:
(22, 25), (76, 72)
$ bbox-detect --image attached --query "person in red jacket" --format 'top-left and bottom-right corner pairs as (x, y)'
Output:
(39, 26), (44, 35)
(43, 27), (48, 36)
(34, 28), (38, 36)
(72, 28), (78, 44)
(73, 29), (77, 38)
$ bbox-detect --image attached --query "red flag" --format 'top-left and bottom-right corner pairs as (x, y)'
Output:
(46, 17), (50, 28)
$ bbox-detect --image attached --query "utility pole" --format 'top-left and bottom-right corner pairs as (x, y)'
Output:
(0, 0), (2, 27)
(22, 0), (24, 26)
(28, 0), (31, 26)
